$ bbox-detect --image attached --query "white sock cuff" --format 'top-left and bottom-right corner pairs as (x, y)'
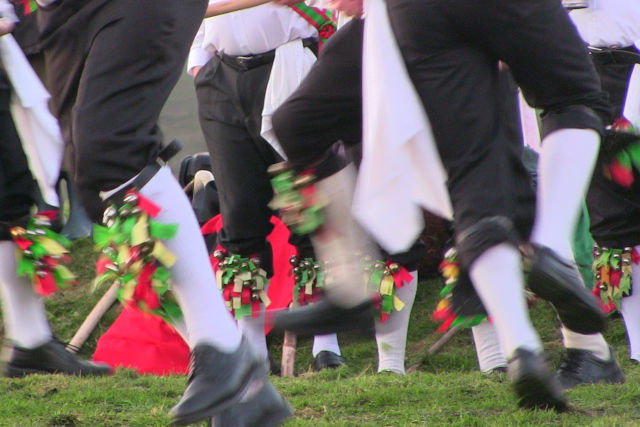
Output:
(312, 333), (341, 357)
(561, 327), (610, 360)
(472, 322), (507, 373)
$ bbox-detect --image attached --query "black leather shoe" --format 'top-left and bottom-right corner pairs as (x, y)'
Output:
(526, 245), (606, 334)
(557, 346), (625, 390)
(508, 347), (567, 411)
(170, 338), (265, 426)
(271, 297), (375, 337)
(208, 376), (292, 427)
(314, 351), (346, 371)
(3, 339), (111, 377)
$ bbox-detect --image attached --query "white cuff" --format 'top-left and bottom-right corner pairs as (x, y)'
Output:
(36, 0), (58, 6)
(0, 0), (18, 24)
(187, 49), (213, 74)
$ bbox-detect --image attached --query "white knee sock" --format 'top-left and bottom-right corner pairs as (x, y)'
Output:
(530, 128), (599, 259)
(620, 250), (640, 362)
(0, 241), (52, 348)
(139, 166), (241, 352)
(560, 327), (610, 360)
(313, 165), (379, 306)
(375, 271), (417, 374)
(312, 333), (341, 357)
(469, 243), (541, 358)
(471, 321), (507, 373)
(238, 315), (268, 361)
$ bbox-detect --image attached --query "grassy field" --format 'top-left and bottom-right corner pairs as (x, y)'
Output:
(2, 77), (640, 426)
(1, 235), (640, 426)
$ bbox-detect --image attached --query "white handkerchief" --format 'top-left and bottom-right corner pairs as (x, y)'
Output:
(0, 34), (64, 206)
(261, 39), (317, 159)
(353, 0), (452, 254)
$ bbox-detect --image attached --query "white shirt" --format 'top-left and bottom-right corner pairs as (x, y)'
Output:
(187, 1), (317, 72)
(0, 0), (18, 23)
(570, 0), (640, 48)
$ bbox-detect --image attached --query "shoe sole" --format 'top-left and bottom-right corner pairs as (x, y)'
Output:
(560, 372), (626, 390)
(513, 372), (568, 412)
(171, 363), (265, 426)
(261, 403), (293, 427)
(271, 302), (375, 337)
(606, 370), (626, 384)
(209, 379), (293, 427)
(529, 263), (606, 334)
(558, 359), (626, 390)
(4, 365), (48, 378)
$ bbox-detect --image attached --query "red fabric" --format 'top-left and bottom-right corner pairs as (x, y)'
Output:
(92, 214), (297, 376)
(92, 306), (190, 375)
(265, 216), (298, 319)
(201, 214), (297, 332)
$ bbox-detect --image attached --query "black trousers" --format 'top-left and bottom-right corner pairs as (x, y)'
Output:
(194, 53), (286, 258)
(0, 79), (35, 239)
(272, 19), (431, 268)
(385, 0), (609, 267)
(38, 0), (207, 221)
(272, 18), (535, 266)
(273, 19), (364, 175)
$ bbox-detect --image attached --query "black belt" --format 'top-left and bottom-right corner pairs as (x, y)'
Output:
(219, 37), (318, 71)
(589, 46), (640, 65)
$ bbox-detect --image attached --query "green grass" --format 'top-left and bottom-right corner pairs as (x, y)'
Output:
(1, 238), (639, 426)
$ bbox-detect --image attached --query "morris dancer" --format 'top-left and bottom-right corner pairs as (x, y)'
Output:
(261, 17), (422, 374)
(276, 0), (612, 410)
(442, 66), (623, 387)
(573, 0), (640, 368)
(379, 0), (613, 410)
(188, 0), (346, 371)
(474, 0), (636, 390)
(0, 2), (109, 378)
(35, 0), (291, 425)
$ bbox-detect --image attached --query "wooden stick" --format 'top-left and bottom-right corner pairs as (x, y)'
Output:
(281, 330), (297, 377)
(205, 0), (271, 17)
(428, 324), (462, 355)
(182, 179), (194, 194)
(66, 282), (119, 353)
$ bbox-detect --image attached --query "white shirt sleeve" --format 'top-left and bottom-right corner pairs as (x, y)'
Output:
(570, 0), (640, 48)
(187, 22), (214, 74)
(0, 0), (18, 24)
(36, 0), (57, 7)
